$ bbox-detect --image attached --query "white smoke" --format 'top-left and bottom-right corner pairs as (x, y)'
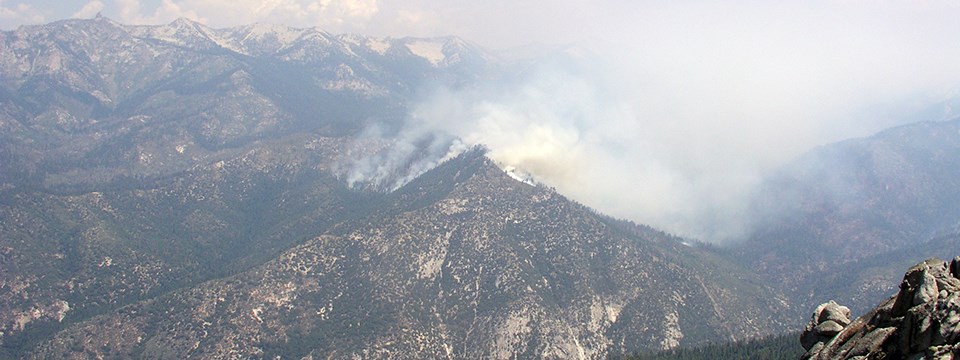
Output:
(332, 1), (960, 243)
(406, 56), (764, 241)
(334, 120), (468, 192)
(391, 43), (958, 243)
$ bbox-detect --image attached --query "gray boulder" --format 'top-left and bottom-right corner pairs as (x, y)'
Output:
(801, 257), (960, 359)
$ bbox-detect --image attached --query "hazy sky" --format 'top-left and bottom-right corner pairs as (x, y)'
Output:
(3, 1), (958, 49)
(6, 0), (960, 240)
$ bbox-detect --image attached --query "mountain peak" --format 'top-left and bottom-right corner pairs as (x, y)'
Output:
(394, 36), (481, 66)
(168, 16), (203, 27)
(232, 22), (312, 52)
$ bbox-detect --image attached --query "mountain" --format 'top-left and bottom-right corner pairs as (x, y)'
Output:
(0, 16), (488, 353)
(736, 119), (960, 314)
(23, 150), (791, 358)
(0, 16), (490, 192)
(0, 17), (792, 358)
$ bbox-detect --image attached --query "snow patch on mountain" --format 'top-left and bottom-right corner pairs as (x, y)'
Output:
(129, 18), (221, 49)
(405, 40), (446, 66)
(339, 34), (392, 54)
(238, 23), (306, 46)
(366, 38), (391, 54)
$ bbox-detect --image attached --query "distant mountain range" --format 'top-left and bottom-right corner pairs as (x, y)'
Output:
(0, 17), (795, 358)
(0, 15), (490, 192)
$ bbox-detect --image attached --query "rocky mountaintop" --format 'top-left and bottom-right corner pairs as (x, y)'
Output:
(801, 257), (960, 359)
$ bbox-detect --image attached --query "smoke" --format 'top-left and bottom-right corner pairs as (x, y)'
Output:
(356, 42), (958, 243)
(403, 54), (770, 242)
(337, 1), (960, 243)
(334, 120), (468, 192)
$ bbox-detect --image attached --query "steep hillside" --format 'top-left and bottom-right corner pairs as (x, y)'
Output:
(737, 119), (960, 313)
(27, 150), (791, 359)
(791, 232), (960, 321)
(0, 134), (380, 355)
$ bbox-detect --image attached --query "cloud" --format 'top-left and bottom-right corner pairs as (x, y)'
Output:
(0, 1), (45, 26)
(110, 0), (381, 30)
(71, 0), (105, 19)
(115, 0), (205, 25)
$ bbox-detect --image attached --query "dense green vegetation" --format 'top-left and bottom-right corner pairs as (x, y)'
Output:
(626, 332), (804, 360)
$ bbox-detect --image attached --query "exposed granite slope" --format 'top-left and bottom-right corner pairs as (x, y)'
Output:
(801, 257), (960, 359)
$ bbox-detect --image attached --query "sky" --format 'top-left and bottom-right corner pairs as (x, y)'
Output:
(5, 1), (960, 241)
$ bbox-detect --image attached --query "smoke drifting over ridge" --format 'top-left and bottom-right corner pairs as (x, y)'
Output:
(357, 54), (959, 243)
(402, 53), (774, 242)
(331, 1), (960, 243)
(334, 122), (468, 192)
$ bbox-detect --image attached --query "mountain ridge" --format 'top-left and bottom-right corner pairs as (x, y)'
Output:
(0, 18), (793, 358)
(25, 149), (792, 358)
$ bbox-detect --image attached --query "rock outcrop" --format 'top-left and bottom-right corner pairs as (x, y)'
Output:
(801, 257), (960, 359)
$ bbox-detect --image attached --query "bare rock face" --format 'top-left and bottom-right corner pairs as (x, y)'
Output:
(800, 257), (960, 359)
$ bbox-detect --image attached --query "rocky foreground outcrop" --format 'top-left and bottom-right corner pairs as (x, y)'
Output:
(801, 257), (960, 359)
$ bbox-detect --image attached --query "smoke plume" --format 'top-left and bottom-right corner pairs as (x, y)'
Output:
(335, 1), (960, 243)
